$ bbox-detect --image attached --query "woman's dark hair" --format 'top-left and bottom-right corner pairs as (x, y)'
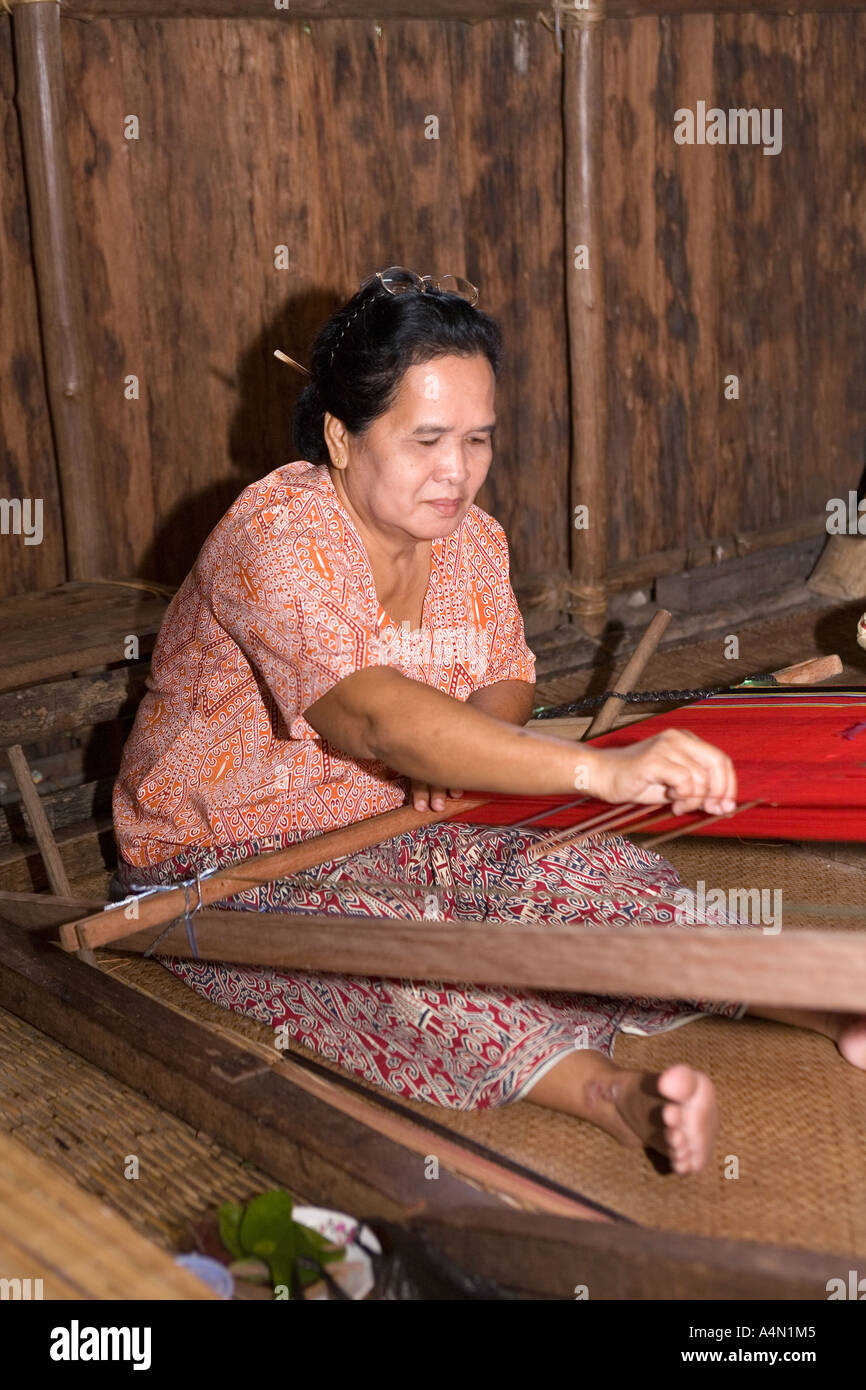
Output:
(291, 272), (503, 463)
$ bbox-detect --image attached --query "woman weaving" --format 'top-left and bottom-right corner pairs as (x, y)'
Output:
(114, 266), (866, 1176)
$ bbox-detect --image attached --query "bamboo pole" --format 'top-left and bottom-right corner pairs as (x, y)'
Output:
(564, 5), (608, 637)
(584, 609), (672, 738)
(11, 0), (108, 579)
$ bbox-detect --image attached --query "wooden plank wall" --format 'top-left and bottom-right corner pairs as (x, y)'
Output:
(54, 16), (569, 603)
(603, 11), (866, 570)
(1, 11), (865, 611)
(0, 23), (66, 597)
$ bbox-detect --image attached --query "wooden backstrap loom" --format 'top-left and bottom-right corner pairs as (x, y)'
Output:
(0, 598), (862, 1298)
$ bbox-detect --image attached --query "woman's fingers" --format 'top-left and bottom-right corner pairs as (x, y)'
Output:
(607, 730), (737, 814)
(410, 780), (451, 812)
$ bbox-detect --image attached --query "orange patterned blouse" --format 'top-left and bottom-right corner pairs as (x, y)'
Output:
(113, 461), (536, 868)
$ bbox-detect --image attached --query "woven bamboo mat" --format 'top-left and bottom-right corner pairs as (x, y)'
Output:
(0, 1007), (274, 1249)
(0, 1130), (216, 1299)
(657, 838), (866, 927)
(99, 837), (866, 1258)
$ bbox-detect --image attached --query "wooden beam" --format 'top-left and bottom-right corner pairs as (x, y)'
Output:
(0, 777), (114, 850)
(11, 2), (108, 581)
(0, 664), (148, 744)
(0, 889), (103, 927)
(0, 918), (613, 1222)
(97, 910), (866, 1012)
(565, 10), (608, 637)
(0, 583), (164, 696)
(607, 514), (829, 592)
(0, 815), (114, 893)
(403, 1206), (861, 1301)
(45, 1), (866, 20)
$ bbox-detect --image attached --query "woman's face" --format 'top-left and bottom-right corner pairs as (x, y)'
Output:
(328, 352), (496, 543)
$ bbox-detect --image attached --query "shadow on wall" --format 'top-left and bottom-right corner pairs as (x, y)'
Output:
(134, 286), (343, 586)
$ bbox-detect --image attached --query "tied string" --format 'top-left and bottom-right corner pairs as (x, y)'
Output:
(109, 863), (225, 960)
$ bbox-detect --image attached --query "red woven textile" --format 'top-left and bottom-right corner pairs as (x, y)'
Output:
(450, 690), (866, 841)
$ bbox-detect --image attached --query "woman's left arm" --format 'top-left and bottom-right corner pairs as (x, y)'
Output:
(467, 679), (535, 726)
(410, 679), (535, 811)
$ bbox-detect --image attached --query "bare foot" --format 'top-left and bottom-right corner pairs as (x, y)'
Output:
(834, 1015), (866, 1068)
(585, 1063), (718, 1175)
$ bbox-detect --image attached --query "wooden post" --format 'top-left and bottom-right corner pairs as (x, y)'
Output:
(6, 745), (72, 897)
(11, 0), (109, 580)
(564, 5), (608, 637)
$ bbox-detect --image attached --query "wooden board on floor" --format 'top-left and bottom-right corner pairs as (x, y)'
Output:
(0, 1130), (216, 1300)
(0, 916), (856, 1298)
(0, 916), (610, 1224)
(402, 1207), (861, 1301)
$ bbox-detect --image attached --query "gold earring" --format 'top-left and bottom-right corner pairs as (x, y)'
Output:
(335, 454), (346, 468)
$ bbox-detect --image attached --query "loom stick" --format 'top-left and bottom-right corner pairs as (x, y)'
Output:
(7, 745), (72, 898)
(57, 796), (486, 953)
(584, 609), (672, 738)
(528, 804), (658, 861)
(529, 801), (693, 860)
(105, 912), (866, 1012)
(641, 800), (762, 850)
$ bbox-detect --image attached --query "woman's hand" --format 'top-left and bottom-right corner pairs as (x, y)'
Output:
(410, 780), (463, 813)
(589, 729), (737, 816)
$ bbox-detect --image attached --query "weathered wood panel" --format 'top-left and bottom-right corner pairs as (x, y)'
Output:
(55, 1), (866, 19)
(0, 20), (66, 598)
(604, 13), (866, 568)
(57, 16), (569, 609)
(0, 581), (165, 692)
(4, 8), (865, 614)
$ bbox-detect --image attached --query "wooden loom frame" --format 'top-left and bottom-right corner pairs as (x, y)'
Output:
(0, 608), (863, 1294)
(3, 0), (866, 1296)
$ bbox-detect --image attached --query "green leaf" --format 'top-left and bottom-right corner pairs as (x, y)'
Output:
(217, 1201), (246, 1261)
(239, 1190), (296, 1255)
(225, 1190), (347, 1296)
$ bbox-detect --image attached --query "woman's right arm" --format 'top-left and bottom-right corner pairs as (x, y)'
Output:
(305, 666), (737, 817)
